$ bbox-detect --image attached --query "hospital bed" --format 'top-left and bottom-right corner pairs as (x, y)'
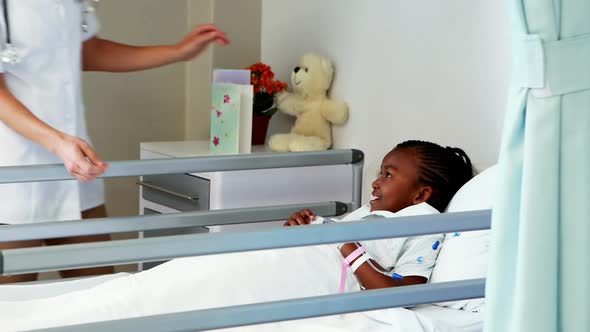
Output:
(0, 149), (489, 332)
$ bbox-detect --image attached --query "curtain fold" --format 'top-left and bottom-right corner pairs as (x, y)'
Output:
(485, 0), (590, 331)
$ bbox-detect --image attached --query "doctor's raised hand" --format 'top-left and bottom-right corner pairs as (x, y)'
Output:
(82, 23), (229, 73)
(173, 24), (230, 61)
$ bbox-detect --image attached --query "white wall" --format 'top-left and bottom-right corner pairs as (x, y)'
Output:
(213, 0), (262, 70)
(185, 0), (215, 141)
(262, 0), (511, 200)
(186, 0), (262, 140)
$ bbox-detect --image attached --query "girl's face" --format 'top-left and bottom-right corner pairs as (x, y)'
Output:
(370, 148), (431, 212)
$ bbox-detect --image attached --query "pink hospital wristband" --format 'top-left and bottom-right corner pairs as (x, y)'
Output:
(339, 246), (366, 293)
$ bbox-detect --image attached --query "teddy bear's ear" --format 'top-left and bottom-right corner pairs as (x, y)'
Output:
(319, 57), (334, 79)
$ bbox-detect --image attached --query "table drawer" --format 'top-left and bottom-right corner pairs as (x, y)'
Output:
(139, 173), (210, 212)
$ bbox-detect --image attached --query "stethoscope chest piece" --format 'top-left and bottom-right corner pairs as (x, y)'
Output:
(0, 42), (19, 65)
(81, 0), (98, 33)
(0, 0), (99, 65)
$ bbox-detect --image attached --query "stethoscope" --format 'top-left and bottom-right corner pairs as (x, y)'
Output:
(0, 0), (99, 65)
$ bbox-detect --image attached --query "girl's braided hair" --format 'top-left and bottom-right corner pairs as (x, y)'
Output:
(396, 140), (474, 212)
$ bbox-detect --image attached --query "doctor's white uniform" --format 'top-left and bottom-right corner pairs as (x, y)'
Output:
(0, 1), (104, 224)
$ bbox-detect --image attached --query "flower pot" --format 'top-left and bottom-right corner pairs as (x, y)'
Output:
(251, 92), (277, 146)
(252, 114), (272, 145)
(253, 93), (276, 116)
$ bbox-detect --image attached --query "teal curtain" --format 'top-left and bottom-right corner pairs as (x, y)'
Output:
(485, 0), (590, 331)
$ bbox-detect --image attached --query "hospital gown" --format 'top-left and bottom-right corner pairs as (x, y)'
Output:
(0, 203), (443, 331)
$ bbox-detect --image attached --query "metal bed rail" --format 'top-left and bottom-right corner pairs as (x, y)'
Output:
(0, 149), (364, 232)
(0, 149), (365, 184)
(0, 209), (491, 276)
(0, 202), (350, 243)
(35, 279), (486, 332)
(0, 149), (364, 211)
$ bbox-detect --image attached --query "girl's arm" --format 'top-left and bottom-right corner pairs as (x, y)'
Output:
(339, 243), (427, 290)
(82, 24), (229, 72)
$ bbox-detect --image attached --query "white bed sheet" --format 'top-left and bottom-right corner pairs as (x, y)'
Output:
(0, 274), (482, 332)
(215, 305), (482, 332)
(411, 305), (484, 332)
(0, 273), (130, 302)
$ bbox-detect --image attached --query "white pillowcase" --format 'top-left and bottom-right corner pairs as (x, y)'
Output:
(429, 165), (497, 313)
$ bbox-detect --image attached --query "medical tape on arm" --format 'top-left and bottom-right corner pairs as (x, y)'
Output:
(350, 253), (370, 273)
(351, 253), (395, 278)
(365, 259), (390, 277)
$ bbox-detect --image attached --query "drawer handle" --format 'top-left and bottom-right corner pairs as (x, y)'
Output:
(136, 181), (199, 201)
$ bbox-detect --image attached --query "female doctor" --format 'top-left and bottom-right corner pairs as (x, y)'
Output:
(0, 1), (229, 284)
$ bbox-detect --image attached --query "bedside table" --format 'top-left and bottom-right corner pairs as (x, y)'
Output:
(137, 141), (353, 269)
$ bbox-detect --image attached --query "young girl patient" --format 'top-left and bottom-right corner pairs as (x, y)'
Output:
(0, 140), (473, 330)
(284, 140), (473, 290)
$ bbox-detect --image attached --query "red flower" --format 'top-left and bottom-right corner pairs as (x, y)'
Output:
(246, 62), (288, 96)
(212, 136), (220, 147)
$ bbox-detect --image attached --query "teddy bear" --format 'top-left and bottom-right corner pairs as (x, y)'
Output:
(268, 53), (349, 152)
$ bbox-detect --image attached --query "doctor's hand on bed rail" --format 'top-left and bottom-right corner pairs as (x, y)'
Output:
(284, 209), (316, 226)
(0, 77), (107, 183)
(50, 134), (108, 182)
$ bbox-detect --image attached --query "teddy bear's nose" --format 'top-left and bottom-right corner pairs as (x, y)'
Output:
(294, 67), (301, 73)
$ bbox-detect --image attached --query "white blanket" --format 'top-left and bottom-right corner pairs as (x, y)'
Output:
(0, 273), (130, 302)
(0, 203), (441, 331)
(214, 305), (483, 332)
(2, 246), (404, 331)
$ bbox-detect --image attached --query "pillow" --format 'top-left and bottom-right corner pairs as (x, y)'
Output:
(429, 165), (497, 313)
